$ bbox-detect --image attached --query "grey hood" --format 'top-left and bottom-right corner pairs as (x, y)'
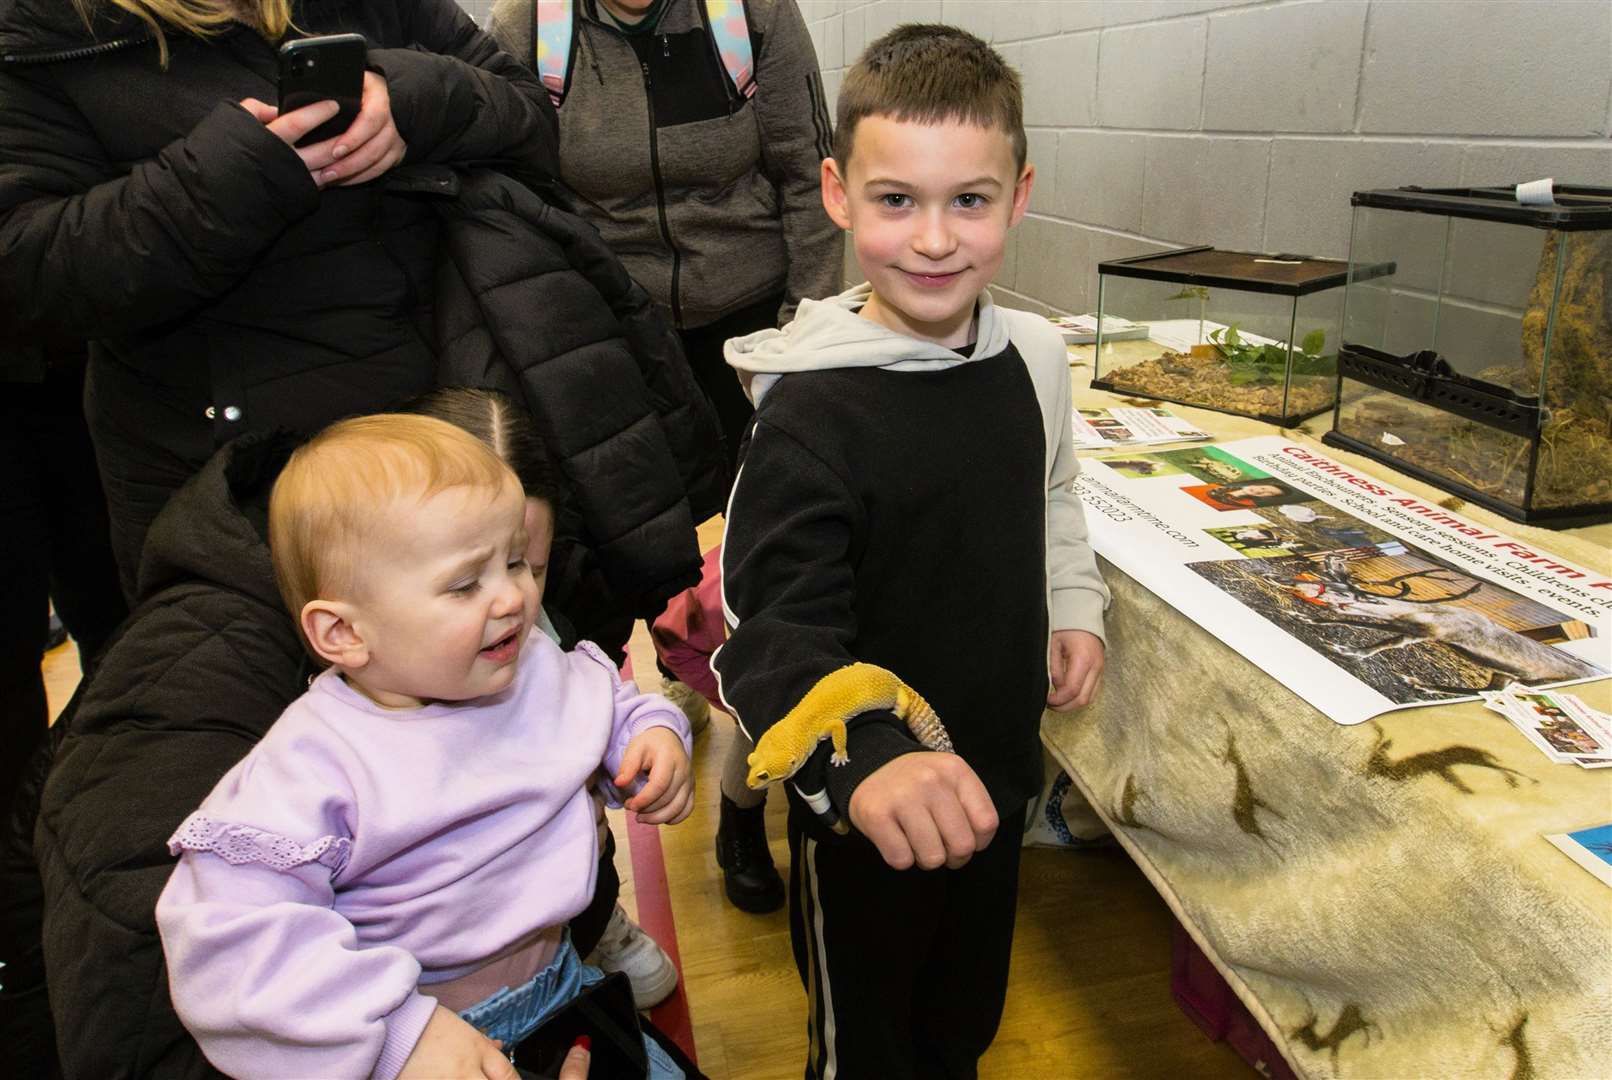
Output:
(724, 283), (1015, 406)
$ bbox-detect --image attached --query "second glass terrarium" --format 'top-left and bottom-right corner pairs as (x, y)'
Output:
(1326, 184), (1612, 526)
(1092, 247), (1392, 425)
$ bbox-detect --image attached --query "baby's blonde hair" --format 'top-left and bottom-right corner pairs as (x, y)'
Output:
(269, 415), (518, 652)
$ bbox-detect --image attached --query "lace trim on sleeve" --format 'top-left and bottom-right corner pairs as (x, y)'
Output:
(166, 813), (352, 875)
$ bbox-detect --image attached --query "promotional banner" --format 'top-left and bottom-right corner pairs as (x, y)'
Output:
(1076, 436), (1610, 725)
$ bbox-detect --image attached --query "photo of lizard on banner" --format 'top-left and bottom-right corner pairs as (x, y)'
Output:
(1192, 547), (1602, 705)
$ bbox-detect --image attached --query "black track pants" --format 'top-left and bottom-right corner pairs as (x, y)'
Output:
(786, 800), (1027, 1080)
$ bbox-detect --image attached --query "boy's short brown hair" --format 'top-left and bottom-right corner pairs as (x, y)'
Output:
(269, 414), (516, 644)
(833, 24), (1025, 172)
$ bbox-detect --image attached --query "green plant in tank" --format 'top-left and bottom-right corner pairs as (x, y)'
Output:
(1208, 324), (1333, 385)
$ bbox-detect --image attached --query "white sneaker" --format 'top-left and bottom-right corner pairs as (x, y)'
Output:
(662, 678), (711, 737)
(589, 905), (679, 1009)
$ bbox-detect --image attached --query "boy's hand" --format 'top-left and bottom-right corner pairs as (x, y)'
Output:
(615, 727), (693, 825)
(398, 1005), (515, 1080)
(847, 752), (997, 871)
(1047, 629), (1104, 710)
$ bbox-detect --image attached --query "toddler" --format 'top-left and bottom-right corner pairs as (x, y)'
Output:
(156, 414), (692, 1079)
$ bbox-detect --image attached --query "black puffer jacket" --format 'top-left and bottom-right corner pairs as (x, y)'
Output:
(26, 434), (308, 1080)
(436, 169), (727, 616)
(0, 0), (558, 499)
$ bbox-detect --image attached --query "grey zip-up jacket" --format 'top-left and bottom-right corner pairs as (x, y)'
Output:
(491, 0), (841, 329)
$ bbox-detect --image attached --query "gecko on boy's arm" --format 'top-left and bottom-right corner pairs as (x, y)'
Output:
(745, 662), (953, 787)
(743, 662), (955, 832)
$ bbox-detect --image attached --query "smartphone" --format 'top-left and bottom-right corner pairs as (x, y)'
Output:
(277, 33), (367, 147)
(510, 972), (648, 1079)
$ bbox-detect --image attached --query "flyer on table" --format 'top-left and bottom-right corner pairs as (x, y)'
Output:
(1546, 823), (1612, 889)
(1071, 406), (1210, 450)
(1076, 436), (1611, 726)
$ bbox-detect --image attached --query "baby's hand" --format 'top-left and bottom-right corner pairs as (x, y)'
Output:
(398, 1005), (515, 1079)
(615, 727), (693, 825)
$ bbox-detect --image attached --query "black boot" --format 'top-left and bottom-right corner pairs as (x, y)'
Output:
(715, 793), (784, 914)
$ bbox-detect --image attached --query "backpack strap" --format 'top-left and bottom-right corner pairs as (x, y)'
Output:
(533, 0), (577, 107)
(704, 0), (756, 100)
(538, 0), (755, 108)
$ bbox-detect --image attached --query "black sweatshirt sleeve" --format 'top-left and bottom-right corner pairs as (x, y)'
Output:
(714, 420), (920, 815)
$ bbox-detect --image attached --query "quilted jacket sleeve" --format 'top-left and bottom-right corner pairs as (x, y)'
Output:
(370, 0), (559, 188)
(0, 80), (321, 343)
(435, 173), (715, 617)
(34, 586), (303, 1080)
(549, 199), (729, 519)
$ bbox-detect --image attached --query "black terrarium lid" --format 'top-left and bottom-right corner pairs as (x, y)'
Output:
(1351, 185), (1612, 230)
(1097, 246), (1391, 296)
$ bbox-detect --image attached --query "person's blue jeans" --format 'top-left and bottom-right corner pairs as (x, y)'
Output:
(458, 935), (684, 1078)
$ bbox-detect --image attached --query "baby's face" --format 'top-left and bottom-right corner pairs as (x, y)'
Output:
(345, 480), (540, 709)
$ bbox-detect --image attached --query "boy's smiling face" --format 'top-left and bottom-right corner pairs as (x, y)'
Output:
(823, 114), (1033, 349)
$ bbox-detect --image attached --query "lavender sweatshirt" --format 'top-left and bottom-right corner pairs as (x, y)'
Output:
(155, 634), (690, 1080)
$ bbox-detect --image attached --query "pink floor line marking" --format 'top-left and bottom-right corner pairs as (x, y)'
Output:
(624, 809), (697, 1063)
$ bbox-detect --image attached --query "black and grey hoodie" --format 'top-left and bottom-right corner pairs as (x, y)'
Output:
(490, 0), (841, 329)
(713, 285), (1110, 834)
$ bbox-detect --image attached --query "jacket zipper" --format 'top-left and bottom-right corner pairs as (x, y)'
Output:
(3, 33), (153, 65)
(638, 56), (683, 328)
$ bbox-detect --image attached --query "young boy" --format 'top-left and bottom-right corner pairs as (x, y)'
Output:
(712, 24), (1110, 1077)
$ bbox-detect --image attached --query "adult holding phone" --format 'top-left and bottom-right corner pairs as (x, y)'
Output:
(0, 0), (559, 601)
(490, 0), (841, 918)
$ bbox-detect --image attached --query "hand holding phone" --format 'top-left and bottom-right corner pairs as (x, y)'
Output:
(249, 35), (407, 188)
(277, 33), (367, 147)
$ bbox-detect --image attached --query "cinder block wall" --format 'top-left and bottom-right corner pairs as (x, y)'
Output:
(799, 0), (1612, 317)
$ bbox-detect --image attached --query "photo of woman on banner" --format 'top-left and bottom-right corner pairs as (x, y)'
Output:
(1184, 480), (1310, 512)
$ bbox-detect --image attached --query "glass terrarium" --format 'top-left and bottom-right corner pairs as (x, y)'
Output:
(1325, 185), (1612, 526)
(1092, 247), (1388, 425)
